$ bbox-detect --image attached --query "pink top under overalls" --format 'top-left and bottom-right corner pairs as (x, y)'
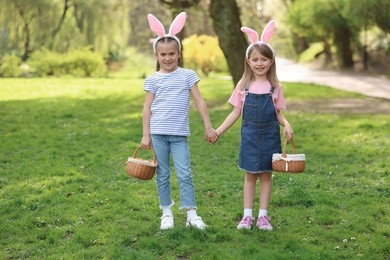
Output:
(228, 80), (287, 110)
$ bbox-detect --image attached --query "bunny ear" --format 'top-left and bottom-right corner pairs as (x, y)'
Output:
(261, 20), (275, 43)
(168, 12), (186, 36)
(241, 27), (258, 44)
(147, 14), (165, 37)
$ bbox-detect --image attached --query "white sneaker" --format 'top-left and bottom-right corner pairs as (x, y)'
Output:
(160, 214), (174, 230)
(186, 216), (207, 230)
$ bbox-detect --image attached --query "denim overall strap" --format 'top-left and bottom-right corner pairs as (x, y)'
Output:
(238, 84), (281, 173)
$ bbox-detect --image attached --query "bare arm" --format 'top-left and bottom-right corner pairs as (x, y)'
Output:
(140, 92), (154, 149)
(191, 83), (218, 143)
(276, 110), (294, 140)
(215, 106), (242, 137)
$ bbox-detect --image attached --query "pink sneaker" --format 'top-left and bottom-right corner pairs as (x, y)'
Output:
(256, 216), (273, 230)
(237, 216), (255, 229)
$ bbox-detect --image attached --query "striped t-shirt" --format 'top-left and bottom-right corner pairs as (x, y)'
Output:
(144, 67), (200, 136)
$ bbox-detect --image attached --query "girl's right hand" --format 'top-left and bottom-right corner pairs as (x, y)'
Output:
(141, 136), (152, 149)
(204, 128), (219, 144)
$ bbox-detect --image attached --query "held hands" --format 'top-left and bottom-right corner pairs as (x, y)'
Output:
(204, 127), (219, 145)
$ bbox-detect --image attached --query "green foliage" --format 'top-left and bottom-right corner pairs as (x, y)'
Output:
(28, 48), (107, 77)
(371, 0), (390, 33)
(0, 54), (22, 77)
(297, 42), (337, 64)
(183, 34), (228, 76)
(109, 47), (156, 79)
(287, 0), (390, 67)
(0, 0), (130, 55)
(298, 42), (324, 63)
(0, 77), (389, 259)
(28, 49), (64, 77)
(64, 49), (107, 77)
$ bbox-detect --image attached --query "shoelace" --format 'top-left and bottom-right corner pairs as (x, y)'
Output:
(188, 216), (201, 223)
(240, 216), (254, 225)
(258, 216), (271, 226)
(161, 215), (172, 222)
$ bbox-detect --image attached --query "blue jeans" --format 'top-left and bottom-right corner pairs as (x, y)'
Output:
(151, 135), (196, 209)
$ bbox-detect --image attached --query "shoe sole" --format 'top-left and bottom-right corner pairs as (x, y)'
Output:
(257, 226), (273, 231)
(186, 223), (206, 229)
(237, 225), (252, 229)
(160, 226), (174, 230)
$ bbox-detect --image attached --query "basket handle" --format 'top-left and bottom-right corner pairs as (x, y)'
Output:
(133, 145), (158, 163)
(282, 138), (295, 157)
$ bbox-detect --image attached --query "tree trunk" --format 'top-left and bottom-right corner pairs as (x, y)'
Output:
(323, 40), (332, 65)
(51, 0), (71, 41)
(334, 27), (354, 68)
(13, 1), (33, 61)
(292, 33), (309, 53)
(22, 21), (30, 61)
(209, 0), (247, 86)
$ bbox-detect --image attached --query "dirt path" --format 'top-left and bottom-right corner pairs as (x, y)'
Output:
(287, 97), (390, 114)
(277, 58), (390, 114)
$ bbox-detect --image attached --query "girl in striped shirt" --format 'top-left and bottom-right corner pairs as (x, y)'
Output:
(141, 12), (218, 230)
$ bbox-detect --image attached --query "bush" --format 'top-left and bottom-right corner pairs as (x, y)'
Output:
(28, 49), (64, 76)
(1, 54), (22, 77)
(64, 49), (107, 77)
(298, 42), (324, 63)
(28, 48), (107, 77)
(182, 34), (227, 76)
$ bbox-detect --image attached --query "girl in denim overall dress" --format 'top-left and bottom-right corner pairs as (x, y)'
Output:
(215, 21), (294, 230)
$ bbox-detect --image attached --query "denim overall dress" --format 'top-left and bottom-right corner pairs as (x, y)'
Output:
(238, 86), (282, 173)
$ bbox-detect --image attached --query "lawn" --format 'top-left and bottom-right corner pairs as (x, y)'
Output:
(0, 76), (389, 259)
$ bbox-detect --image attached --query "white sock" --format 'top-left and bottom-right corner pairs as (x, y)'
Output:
(259, 209), (268, 217)
(187, 209), (198, 220)
(244, 208), (253, 217)
(162, 208), (172, 216)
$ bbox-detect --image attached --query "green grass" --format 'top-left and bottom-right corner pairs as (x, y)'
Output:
(0, 76), (389, 259)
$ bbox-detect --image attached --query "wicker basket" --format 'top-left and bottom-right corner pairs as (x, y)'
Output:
(272, 139), (305, 173)
(125, 146), (158, 180)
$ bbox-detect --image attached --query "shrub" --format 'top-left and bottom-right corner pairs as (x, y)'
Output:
(182, 34), (227, 76)
(28, 49), (64, 76)
(28, 48), (107, 77)
(1, 54), (22, 77)
(64, 49), (107, 77)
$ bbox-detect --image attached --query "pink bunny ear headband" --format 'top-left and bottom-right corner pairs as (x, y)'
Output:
(241, 20), (276, 59)
(147, 12), (187, 53)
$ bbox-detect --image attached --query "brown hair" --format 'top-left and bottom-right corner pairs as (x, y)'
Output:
(238, 44), (279, 91)
(155, 37), (182, 71)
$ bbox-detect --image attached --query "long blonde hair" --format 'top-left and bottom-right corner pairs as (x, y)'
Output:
(238, 44), (279, 91)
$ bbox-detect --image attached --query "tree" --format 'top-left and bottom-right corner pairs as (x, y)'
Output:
(0, 0), (130, 57)
(287, 0), (356, 68)
(370, 0), (390, 33)
(288, 0), (390, 68)
(159, 0), (201, 15)
(209, 0), (247, 86)
(158, 0), (201, 64)
(9, 0), (43, 61)
(51, 0), (71, 44)
(158, 0), (201, 39)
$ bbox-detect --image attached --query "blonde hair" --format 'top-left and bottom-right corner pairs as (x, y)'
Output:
(238, 44), (279, 91)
